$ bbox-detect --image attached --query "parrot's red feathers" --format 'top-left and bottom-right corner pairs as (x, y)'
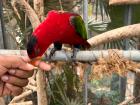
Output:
(27, 10), (90, 59)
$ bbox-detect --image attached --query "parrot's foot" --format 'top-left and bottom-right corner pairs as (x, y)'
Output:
(71, 48), (79, 61)
(49, 48), (57, 59)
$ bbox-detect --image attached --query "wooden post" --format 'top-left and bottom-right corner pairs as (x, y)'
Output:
(0, 0), (5, 49)
(33, 0), (48, 105)
(125, 71), (135, 100)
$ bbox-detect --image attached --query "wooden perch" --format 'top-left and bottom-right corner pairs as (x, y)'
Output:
(88, 23), (140, 47)
(0, 49), (140, 62)
(109, 0), (140, 5)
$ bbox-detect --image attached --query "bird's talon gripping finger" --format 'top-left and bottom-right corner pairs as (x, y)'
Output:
(71, 48), (80, 64)
(71, 48), (79, 59)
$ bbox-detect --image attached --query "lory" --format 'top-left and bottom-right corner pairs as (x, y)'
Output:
(27, 10), (90, 59)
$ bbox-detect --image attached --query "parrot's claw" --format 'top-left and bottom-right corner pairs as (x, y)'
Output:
(49, 48), (57, 59)
(71, 48), (79, 61)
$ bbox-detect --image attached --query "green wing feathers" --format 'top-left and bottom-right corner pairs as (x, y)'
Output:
(70, 15), (88, 40)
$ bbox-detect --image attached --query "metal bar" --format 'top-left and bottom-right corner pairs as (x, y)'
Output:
(83, 66), (90, 105)
(1, 50), (140, 62)
(83, 0), (89, 104)
(120, 6), (133, 99)
(0, 0), (5, 49)
(124, 5), (133, 49)
(124, 5), (132, 25)
(83, 0), (88, 37)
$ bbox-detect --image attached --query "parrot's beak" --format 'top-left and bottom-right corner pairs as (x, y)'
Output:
(29, 56), (42, 66)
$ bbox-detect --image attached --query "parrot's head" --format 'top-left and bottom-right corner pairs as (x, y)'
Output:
(27, 35), (42, 59)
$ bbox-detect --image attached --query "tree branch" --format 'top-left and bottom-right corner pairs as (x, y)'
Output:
(88, 24), (140, 47)
(109, 0), (140, 5)
(33, 0), (44, 21)
(10, 90), (34, 103)
(11, 0), (40, 29)
(118, 96), (135, 105)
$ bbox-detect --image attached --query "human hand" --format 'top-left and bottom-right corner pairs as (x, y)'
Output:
(0, 55), (34, 96)
(31, 58), (52, 71)
(0, 55), (52, 96)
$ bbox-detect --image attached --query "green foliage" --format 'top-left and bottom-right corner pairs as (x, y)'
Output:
(93, 90), (121, 105)
(3, 0), (33, 49)
(88, 1), (140, 49)
(46, 63), (83, 105)
(91, 76), (111, 88)
(90, 77), (121, 105)
(44, 0), (82, 13)
(88, 0), (110, 32)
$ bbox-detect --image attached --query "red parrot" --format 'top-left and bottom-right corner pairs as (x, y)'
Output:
(27, 10), (90, 59)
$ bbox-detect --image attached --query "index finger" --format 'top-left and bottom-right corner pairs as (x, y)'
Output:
(0, 55), (34, 71)
(33, 60), (51, 71)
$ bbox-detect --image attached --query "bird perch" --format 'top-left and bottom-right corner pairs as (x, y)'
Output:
(0, 49), (140, 62)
